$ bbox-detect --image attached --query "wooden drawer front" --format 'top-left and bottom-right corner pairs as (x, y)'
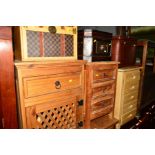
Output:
(24, 73), (81, 98)
(123, 90), (139, 104)
(93, 69), (116, 83)
(92, 82), (115, 99)
(123, 82), (139, 94)
(91, 97), (113, 120)
(124, 70), (140, 83)
(121, 109), (137, 125)
(122, 101), (137, 114)
(26, 97), (77, 129)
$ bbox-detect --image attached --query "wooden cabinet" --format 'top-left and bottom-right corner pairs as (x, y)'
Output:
(13, 26), (77, 61)
(114, 67), (141, 128)
(85, 62), (119, 129)
(15, 60), (86, 129)
(0, 27), (18, 128)
(136, 40), (155, 111)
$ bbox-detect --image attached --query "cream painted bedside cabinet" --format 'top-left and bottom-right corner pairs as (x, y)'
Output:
(114, 67), (141, 128)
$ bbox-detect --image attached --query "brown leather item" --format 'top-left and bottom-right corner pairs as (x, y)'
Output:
(111, 36), (137, 67)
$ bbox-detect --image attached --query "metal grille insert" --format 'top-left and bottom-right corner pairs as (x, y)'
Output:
(65, 34), (73, 56)
(44, 32), (61, 57)
(27, 30), (40, 57)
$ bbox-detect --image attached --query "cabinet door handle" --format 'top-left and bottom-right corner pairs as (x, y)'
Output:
(55, 81), (61, 89)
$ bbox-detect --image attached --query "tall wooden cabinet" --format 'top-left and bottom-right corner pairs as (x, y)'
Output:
(15, 60), (86, 129)
(0, 27), (18, 128)
(114, 67), (141, 128)
(85, 62), (119, 129)
(136, 40), (155, 111)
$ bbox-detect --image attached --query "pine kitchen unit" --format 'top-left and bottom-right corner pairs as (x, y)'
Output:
(114, 67), (141, 128)
(85, 62), (119, 129)
(15, 60), (86, 129)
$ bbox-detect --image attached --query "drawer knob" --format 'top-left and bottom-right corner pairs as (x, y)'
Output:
(131, 86), (135, 89)
(95, 74), (99, 77)
(132, 75), (136, 79)
(130, 95), (134, 99)
(128, 114), (133, 118)
(69, 79), (73, 83)
(55, 81), (61, 89)
(129, 105), (133, 108)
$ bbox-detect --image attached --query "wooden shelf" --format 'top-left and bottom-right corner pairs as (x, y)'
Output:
(90, 115), (118, 129)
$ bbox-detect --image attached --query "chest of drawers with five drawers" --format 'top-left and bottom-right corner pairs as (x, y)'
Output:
(114, 67), (141, 128)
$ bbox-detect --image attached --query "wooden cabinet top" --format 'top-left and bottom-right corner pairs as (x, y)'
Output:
(86, 61), (120, 66)
(15, 60), (87, 67)
(118, 66), (143, 72)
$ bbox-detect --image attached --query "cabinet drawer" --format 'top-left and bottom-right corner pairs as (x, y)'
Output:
(93, 69), (116, 83)
(92, 81), (115, 99)
(122, 101), (137, 114)
(91, 97), (113, 120)
(121, 109), (137, 125)
(23, 72), (81, 98)
(123, 90), (139, 104)
(123, 82), (139, 94)
(124, 70), (140, 83)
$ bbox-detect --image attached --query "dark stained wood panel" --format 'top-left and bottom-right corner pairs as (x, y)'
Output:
(0, 26), (18, 128)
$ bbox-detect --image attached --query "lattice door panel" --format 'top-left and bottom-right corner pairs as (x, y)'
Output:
(26, 98), (77, 129)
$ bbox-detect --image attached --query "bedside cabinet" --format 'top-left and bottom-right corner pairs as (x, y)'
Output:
(15, 60), (86, 129)
(114, 67), (141, 128)
(85, 62), (119, 129)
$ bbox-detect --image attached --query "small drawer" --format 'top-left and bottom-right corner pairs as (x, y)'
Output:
(93, 69), (115, 83)
(91, 97), (113, 120)
(92, 82), (115, 99)
(122, 101), (137, 114)
(121, 109), (137, 125)
(123, 90), (139, 104)
(124, 82), (139, 93)
(23, 72), (81, 98)
(124, 70), (140, 83)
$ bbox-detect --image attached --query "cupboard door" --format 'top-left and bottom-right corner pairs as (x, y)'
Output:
(25, 96), (83, 129)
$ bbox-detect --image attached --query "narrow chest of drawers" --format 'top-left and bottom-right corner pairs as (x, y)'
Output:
(85, 62), (119, 129)
(15, 60), (86, 129)
(114, 67), (141, 128)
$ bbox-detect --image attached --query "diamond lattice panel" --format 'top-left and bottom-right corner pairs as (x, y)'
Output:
(44, 32), (61, 57)
(34, 102), (76, 129)
(65, 34), (73, 56)
(27, 30), (40, 57)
